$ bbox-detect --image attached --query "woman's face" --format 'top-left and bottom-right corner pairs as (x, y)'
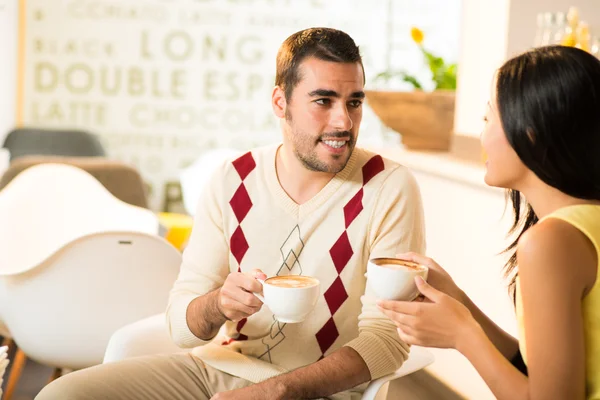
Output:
(480, 84), (529, 189)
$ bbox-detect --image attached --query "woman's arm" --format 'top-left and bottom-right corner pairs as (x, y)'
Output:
(460, 290), (520, 360)
(512, 219), (593, 399)
(396, 253), (519, 359)
(380, 218), (594, 399)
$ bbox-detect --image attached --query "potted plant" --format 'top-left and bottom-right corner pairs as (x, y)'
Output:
(366, 27), (458, 151)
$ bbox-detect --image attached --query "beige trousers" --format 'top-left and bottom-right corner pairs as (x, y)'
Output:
(35, 353), (358, 400)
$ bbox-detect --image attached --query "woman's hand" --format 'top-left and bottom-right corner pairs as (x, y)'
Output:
(378, 276), (481, 350)
(396, 252), (465, 304)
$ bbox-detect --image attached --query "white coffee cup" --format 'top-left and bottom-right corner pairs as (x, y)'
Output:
(253, 275), (320, 323)
(367, 258), (429, 301)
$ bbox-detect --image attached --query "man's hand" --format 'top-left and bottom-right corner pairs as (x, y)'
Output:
(217, 269), (267, 322)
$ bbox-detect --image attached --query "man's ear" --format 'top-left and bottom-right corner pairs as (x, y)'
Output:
(272, 86), (287, 119)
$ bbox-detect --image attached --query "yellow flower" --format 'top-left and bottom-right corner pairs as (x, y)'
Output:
(411, 27), (424, 45)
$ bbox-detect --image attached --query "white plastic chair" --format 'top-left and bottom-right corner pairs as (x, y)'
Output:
(180, 148), (241, 216)
(361, 345), (435, 399)
(0, 231), (181, 371)
(0, 163), (159, 276)
(0, 148), (9, 177)
(0, 345), (9, 398)
(104, 313), (434, 399)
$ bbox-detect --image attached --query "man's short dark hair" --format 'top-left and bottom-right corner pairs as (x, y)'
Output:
(275, 27), (364, 101)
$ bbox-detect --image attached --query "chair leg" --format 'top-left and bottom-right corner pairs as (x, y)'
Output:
(47, 367), (62, 384)
(1, 336), (13, 348)
(3, 348), (26, 400)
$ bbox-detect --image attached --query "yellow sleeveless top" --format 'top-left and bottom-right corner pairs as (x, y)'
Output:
(516, 205), (600, 399)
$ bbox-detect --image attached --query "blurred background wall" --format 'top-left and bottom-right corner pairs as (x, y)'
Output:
(1, 0), (461, 209)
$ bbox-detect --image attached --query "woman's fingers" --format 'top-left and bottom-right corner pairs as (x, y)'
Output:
(377, 299), (422, 315)
(396, 326), (422, 346)
(395, 252), (445, 273)
(378, 307), (418, 328)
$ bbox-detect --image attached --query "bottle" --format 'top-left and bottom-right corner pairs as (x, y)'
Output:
(561, 6), (579, 47)
(591, 37), (600, 59)
(575, 22), (591, 52)
(552, 12), (567, 45)
(534, 13), (545, 46)
(540, 12), (555, 46)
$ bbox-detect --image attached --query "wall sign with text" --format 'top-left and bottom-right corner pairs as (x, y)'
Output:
(19, 0), (460, 209)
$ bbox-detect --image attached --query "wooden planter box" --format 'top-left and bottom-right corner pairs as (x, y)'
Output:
(365, 90), (456, 151)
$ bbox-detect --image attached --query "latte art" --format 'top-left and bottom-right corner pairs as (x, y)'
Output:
(266, 275), (319, 288)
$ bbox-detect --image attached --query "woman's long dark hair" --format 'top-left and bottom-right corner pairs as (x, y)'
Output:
(496, 46), (600, 295)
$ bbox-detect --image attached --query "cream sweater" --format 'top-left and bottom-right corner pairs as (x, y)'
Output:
(166, 144), (426, 387)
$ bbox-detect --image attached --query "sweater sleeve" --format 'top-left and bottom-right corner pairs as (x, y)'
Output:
(166, 163), (231, 348)
(345, 165), (427, 379)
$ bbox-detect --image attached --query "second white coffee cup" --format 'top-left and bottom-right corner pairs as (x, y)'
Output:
(253, 275), (320, 323)
(367, 258), (428, 301)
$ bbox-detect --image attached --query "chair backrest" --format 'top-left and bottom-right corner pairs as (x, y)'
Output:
(0, 232), (182, 370)
(0, 163), (159, 276)
(0, 148), (9, 177)
(2, 128), (106, 161)
(0, 156), (149, 208)
(180, 148), (240, 216)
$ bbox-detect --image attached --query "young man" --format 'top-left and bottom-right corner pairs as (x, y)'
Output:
(38, 27), (426, 400)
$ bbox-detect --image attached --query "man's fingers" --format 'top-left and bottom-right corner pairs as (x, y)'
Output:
(227, 288), (263, 308)
(220, 296), (260, 318)
(233, 273), (263, 294)
(250, 269), (267, 280)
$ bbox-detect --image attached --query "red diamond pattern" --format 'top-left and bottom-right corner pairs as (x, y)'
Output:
(230, 226), (249, 265)
(324, 276), (348, 315)
(343, 189), (364, 228)
(228, 153), (256, 343)
(236, 319), (248, 341)
(222, 317), (249, 345)
(230, 183), (253, 223)
(229, 152), (256, 272)
(315, 317), (339, 354)
(232, 152), (256, 180)
(329, 232), (354, 274)
(362, 155), (384, 185)
(315, 155), (386, 358)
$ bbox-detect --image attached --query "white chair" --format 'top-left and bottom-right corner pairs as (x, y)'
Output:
(0, 345), (9, 398)
(0, 148), (9, 177)
(0, 232), (182, 399)
(180, 148), (241, 216)
(0, 163), (159, 276)
(361, 346), (435, 400)
(104, 313), (434, 399)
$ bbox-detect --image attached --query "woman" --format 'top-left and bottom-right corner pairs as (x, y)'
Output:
(378, 45), (600, 400)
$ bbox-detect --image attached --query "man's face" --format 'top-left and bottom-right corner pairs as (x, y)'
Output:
(280, 57), (364, 173)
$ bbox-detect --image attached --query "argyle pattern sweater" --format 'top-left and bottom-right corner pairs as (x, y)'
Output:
(166, 143), (426, 387)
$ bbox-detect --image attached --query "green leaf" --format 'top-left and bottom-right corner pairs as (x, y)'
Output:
(401, 75), (423, 90)
(373, 70), (423, 90)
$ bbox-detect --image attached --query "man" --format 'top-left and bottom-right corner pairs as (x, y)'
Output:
(38, 27), (425, 400)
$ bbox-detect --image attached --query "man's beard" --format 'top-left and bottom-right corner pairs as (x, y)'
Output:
(285, 109), (356, 173)
(294, 130), (355, 173)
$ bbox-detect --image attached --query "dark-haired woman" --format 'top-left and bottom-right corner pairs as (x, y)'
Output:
(378, 45), (600, 400)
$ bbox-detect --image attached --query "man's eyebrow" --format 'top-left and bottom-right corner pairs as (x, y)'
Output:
(308, 89), (365, 99)
(308, 89), (339, 97)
